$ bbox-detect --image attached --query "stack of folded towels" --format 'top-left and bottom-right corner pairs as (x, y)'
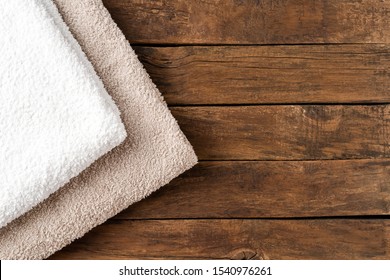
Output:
(0, 0), (197, 259)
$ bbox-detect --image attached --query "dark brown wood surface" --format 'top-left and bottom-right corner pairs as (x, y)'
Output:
(104, 0), (390, 44)
(135, 45), (390, 105)
(113, 160), (390, 219)
(51, 219), (390, 260)
(172, 106), (390, 160)
(52, 0), (390, 259)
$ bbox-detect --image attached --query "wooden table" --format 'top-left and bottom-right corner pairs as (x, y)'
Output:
(51, 0), (390, 260)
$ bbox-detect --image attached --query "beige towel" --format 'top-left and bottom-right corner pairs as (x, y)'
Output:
(0, 0), (197, 259)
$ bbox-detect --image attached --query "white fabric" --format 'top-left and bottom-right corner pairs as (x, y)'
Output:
(0, 0), (127, 228)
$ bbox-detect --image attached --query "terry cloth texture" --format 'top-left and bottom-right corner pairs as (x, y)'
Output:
(0, 0), (126, 228)
(0, 0), (197, 259)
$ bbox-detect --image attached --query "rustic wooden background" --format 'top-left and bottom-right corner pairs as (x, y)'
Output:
(51, 0), (390, 259)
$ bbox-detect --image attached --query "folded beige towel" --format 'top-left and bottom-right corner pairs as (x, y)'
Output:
(0, 0), (197, 259)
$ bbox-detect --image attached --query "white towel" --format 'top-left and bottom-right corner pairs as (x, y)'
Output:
(0, 0), (127, 228)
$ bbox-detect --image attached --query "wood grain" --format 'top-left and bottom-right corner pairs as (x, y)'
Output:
(114, 160), (390, 219)
(50, 219), (390, 260)
(52, 1), (390, 260)
(135, 45), (390, 105)
(171, 105), (390, 160)
(103, 0), (390, 44)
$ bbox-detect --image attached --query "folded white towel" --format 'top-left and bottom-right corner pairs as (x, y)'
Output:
(0, 0), (127, 228)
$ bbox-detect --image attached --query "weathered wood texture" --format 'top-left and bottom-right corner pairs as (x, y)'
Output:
(115, 160), (390, 219)
(103, 0), (390, 44)
(50, 219), (390, 260)
(53, 1), (390, 260)
(134, 45), (390, 105)
(171, 105), (390, 160)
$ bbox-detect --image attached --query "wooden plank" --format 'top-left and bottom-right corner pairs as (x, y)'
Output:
(115, 160), (390, 219)
(103, 0), (390, 44)
(171, 105), (390, 160)
(135, 45), (390, 105)
(50, 219), (390, 259)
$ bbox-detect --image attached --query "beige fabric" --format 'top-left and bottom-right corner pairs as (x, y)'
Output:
(0, 0), (197, 259)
